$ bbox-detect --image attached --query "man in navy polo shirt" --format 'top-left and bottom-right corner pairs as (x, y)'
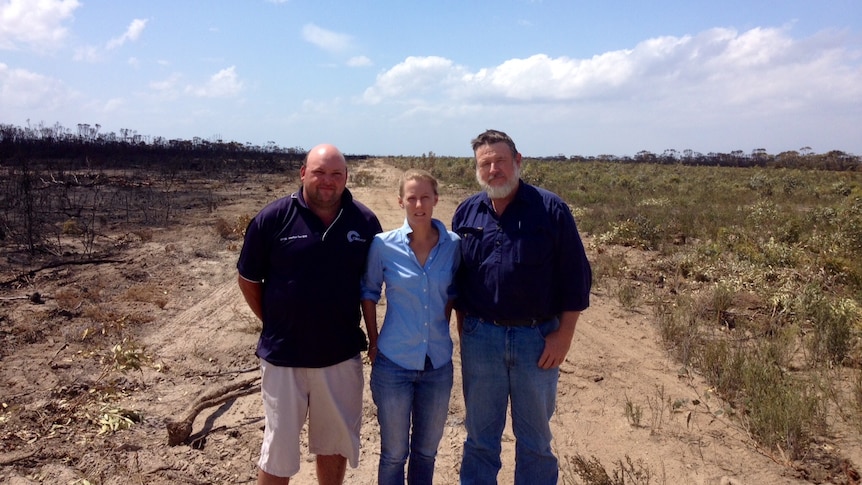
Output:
(237, 143), (382, 485)
(452, 130), (591, 485)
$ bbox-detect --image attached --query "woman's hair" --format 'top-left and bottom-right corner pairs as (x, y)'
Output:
(399, 169), (438, 198)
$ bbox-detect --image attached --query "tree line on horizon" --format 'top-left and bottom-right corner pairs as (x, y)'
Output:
(2, 121), (860, 171)
(0, 121), (309, 172)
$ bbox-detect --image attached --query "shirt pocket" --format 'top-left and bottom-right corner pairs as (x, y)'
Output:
(425, 264), (454, 302)
(514, 226), (553, 266)
(456, 226), (485, 270)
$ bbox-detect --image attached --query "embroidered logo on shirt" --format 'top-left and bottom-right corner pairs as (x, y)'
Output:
(347, 231), (366, 243)
(280, 234), (308, 241)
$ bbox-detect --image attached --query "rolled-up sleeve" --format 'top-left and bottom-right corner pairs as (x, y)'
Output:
(553, 200), (591, 312)
(360, 236), (384, 303)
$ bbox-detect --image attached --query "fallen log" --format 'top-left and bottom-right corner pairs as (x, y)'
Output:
(1, 259), (124, 287)
(165, 375), (260, 446)
(0, 449), (36, 466)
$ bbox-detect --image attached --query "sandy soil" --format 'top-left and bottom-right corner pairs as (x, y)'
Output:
(1, 159), (857, 484)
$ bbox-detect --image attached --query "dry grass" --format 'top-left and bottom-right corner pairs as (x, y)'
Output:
(122, 283), (169, 309)
(404, 155), (862, 466)
(214, 214), (251, 240)
(132, 228), (154, 242)
(562, 453), (661, 485)
(350, 169), (376, 187)
(54, 287), (84, 310)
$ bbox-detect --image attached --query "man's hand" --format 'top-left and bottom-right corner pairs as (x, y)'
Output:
(538, 311), (580, 369)
(538, 330), (572, 369)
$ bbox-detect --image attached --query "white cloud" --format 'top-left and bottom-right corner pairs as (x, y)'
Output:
(186, 66), (244, 98)
(362, 56), (467, 104)
(150, 73), (182, 94)
(362, 26), (862, 115)
(348, 26), (862, 155)
(73, 45), (101, 62)
(107, 18), (148, 50)
(102, 97), (124, 112)
(347, 55), (372, 67)
(462, 53), (634, 100)
(0, 62), (75, 108)
(0, 0), (81, 51)
(72, 18), (147, 62)
(302, 23), (351, 53)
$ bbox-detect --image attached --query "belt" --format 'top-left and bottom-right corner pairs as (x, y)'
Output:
(473, 316), (552, 327)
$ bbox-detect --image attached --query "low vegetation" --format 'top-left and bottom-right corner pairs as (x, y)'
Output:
(2, 126), (861, 481)
(389, 153), (862, 480)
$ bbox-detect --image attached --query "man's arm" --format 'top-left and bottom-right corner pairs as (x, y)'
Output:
(538, 310), (580, 369)
(237, 274), (264, 321)
(361, 299), (379, 362)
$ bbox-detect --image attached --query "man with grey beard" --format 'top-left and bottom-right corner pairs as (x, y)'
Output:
(451, 129), (592, 485)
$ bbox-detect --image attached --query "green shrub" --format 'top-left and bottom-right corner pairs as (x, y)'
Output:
(408, 156), (862, 463)
(741, 347), (824, 458)
(798, 287), (858, 365)
(616, 280), (641, 310)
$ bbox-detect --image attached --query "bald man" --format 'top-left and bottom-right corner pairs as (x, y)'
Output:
(238, 144), (382, 484)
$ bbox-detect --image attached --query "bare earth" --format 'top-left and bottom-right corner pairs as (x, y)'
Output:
(1, 159), (856, 484)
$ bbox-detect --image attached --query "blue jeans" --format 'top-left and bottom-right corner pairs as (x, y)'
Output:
(459, 316), (560, 485)
(371, 352), (454, 485)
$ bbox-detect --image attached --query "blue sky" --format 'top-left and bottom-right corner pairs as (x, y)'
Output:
(1, 0), (860, 157)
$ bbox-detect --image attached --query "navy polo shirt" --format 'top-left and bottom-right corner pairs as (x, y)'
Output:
(451, 180), (591, 321)
(237, 187), (382, 368)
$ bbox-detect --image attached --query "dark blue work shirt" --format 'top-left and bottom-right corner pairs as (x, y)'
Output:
(237, 188), (382, 368)
(451, 180), (591, 321)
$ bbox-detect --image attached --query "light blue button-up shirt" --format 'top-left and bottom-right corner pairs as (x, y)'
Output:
(361, 218), (461, 370)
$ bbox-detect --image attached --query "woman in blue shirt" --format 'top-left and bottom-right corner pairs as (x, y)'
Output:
(361, 169), (461, 485)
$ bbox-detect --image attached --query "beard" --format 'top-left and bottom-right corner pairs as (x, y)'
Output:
(476, 163), (520, 199)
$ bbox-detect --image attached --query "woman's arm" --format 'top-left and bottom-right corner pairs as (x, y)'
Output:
(361, 299), (380, 363)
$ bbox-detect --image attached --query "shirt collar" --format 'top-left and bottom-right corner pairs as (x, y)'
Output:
(397, 218), (447, 246)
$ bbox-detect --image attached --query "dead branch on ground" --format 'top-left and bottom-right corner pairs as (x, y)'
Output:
(184, 366), (259, 378)
(165, 375), (260, 446)
(0, 449), (37, 466)
(1, 258), (124, 287)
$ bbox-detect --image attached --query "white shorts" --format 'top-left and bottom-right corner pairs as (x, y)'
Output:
(257, 355), (364, 478)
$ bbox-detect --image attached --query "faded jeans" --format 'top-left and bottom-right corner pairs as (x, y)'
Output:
(459, 316), (560, 485)
(371, 352), (454, 485)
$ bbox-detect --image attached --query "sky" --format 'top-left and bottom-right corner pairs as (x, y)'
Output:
(1, 0), (861, 157)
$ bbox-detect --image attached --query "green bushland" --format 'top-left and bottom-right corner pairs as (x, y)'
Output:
(386, 155), (862, 464)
